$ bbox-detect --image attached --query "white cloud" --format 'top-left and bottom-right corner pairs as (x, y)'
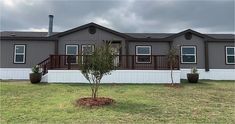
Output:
(93, 17), (113, 29)
(1, 0), (38, 8)
(19, 28), (48, 32)
(2, 0), (15, 8)
(0, 0), (234, 33)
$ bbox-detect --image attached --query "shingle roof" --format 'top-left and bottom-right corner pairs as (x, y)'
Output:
(0, 31), (59, 37)
(124, 33), (174, 39)
(125, 33), (235, 39)
(206, 34), (235, 39)
(1, 31), (234, 40)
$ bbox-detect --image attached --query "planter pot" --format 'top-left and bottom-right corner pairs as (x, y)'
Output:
(187, 73), (199, 83)
(30, 73), (42, 84)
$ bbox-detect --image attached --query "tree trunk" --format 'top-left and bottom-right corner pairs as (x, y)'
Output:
(93, 79), (100, 99)
(91, 88), (95, 98)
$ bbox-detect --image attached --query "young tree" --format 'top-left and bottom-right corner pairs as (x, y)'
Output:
(80, 42), (116, 99)
(167, 48), (178, 85)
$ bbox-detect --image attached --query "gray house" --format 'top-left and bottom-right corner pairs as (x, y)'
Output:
(0, 15), (234, 83)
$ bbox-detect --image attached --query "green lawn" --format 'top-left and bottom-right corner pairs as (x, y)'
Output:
(0, 80), (235, 124)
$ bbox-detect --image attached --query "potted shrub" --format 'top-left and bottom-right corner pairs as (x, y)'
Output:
(187, 67), (199, 83)
(30, 65), (42, 84)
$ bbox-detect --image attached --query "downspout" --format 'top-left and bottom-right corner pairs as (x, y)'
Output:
(169, 40), (173, 49)
(125, 40), (129, 55)
(204, 39), (209, 71)
(55, 40), (59, 55)
(125, 40), (129, 68)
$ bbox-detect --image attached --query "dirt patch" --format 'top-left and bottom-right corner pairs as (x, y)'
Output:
(164, 84), (184, 88)
(75, 97), (115, 107)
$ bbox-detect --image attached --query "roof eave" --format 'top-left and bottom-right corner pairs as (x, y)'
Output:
(0, 36), (58, 41)
(207, 39), (235, 42)
(127, 38), (172, 42)
(51, 22), (133, 39)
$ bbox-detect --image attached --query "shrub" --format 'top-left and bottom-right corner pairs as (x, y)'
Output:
(31, 65), (41, 73)
(191, 67), (198, 74)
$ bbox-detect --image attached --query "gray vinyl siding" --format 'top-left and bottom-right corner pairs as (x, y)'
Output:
(0, 40), (55, 68)
(58, 28), (126, 55)
(128, 42), (170, 55)
(172, 34), (205, 69)
(0, 27), (234, 71)
(208, 42), (235, 69)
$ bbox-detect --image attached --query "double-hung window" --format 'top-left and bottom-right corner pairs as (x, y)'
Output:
(226, 47), (235, 64)
(181, 46), (197, 63)
(82, 44), (94, 63)
(136, 46), (151, 63)
(66, 45), (78, 64)
(14, 45), (26, 64)
(82, 45), (94, 55)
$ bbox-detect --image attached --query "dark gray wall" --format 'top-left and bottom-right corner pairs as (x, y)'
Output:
(172, 34), (205, 69)
(58, 28), (126, 55)
(128, 42), (170, 55)
(208, 42), (235, 69)
(0, 40), (55, 68)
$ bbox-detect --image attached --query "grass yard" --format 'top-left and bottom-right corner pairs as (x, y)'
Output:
(0, 80), (235, 124)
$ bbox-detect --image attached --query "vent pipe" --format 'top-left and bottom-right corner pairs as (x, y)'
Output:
(48, 15), (54, 36)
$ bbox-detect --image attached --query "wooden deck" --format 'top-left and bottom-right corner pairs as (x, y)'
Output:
(38, 55), (180, 75)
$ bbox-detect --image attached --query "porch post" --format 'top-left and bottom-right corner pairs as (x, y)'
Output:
(154, 55), (157, 70)
(67, 55), (71, 70)
(132, 55), (135, 69)
(49, 55), (53, 69)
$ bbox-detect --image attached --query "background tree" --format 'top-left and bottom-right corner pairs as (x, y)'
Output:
(167, 47), (178, 85)
(80, 42), (116, 99)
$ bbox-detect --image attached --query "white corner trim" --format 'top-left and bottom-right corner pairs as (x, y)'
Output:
(180, 69), (235, 80)
(0, 68), (31, 80)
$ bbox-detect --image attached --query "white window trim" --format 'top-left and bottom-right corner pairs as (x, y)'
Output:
(65, 45), (79, 64)
(181, 46), (197, 64)
(14, 45), (26, 64)
(226, 46), (235, 64)
(136, 46), (151, 63)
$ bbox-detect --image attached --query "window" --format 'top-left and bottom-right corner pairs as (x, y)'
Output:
(226, 47), (235, 64)
(14, 45), (26, 64)
(66, 45), (78, 64)
(181, 46), (196, 63)
(136, 46), (151, 63)
(82, 45), (94, 55)
(82, 45), (94, 63)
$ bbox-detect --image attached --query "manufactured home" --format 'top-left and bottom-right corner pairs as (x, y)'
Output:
(0, 15), (234, 83)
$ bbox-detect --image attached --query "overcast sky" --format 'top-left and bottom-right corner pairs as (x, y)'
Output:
(0, 0), (234, 34)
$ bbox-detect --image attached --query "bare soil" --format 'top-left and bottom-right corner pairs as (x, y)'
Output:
(75, 97), (115, 107)
(164, 83), (184, 88)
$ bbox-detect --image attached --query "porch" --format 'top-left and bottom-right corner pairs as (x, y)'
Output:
(38, 55), (180, 75)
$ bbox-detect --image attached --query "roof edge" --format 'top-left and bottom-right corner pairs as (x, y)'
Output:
(50, 22), (133, 39)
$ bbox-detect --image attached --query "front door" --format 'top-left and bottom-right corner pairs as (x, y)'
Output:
(111, 43), (121, 67)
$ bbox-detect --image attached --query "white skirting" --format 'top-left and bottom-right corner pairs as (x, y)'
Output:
(180, 69), (235, 80)
(0, 68), (31, 80)
(43, 70), (181, 83)
(1, 68), (234, 81)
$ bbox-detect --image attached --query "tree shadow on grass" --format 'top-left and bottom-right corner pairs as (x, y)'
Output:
(107, 100), (163, 116)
